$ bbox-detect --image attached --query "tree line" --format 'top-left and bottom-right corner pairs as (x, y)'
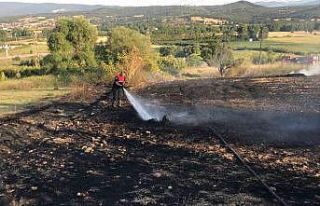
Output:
(3, 16), (311, 82)
(43, 17), (240, 80)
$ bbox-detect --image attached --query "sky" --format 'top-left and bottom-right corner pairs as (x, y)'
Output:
(0, 0), (281, 6)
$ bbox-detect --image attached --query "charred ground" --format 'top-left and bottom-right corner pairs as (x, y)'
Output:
(0, 76), (320, 205)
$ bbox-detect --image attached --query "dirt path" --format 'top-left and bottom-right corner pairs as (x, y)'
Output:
(0, 76), (320, 205)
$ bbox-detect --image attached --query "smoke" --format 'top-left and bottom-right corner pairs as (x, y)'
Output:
(124, 89), (320, 146)
(297, 64), (320, 76)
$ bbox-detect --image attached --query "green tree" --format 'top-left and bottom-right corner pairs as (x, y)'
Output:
(96, 26), (158, 71)
(202, 34), (234, 77)
(201, 33), (219, 60)
(47, 17), (98, 72)
(0, 30), (8, 42)
(236, 24), (248, 41)
(11, 28), (33, 39)
(247, 25), (259, 40)
(207, 43), (234, 77)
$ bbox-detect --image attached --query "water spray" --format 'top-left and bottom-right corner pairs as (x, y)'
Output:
(124, 88), (166, 121)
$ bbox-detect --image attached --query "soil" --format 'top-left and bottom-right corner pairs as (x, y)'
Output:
(0, 76), (319, 205)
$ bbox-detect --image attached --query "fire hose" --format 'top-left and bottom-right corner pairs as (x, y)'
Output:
(208, 127), (288, 206)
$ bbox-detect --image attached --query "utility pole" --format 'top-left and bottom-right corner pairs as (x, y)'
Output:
(258, 25), (265, 65)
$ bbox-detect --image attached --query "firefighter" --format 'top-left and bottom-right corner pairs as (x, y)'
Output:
(111, 71), (126, 108)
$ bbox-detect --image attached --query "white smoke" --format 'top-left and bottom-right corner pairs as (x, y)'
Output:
(124, 89), (320, 145)
(297, 65), (320, 76)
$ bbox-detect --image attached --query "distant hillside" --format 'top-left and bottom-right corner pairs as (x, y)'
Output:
(85, 1), (270, 23)
(85, 1), (320, 23)
(0, 2), (102, 17)
(0, 1), (319, 24)
(256, 0), (320, 7)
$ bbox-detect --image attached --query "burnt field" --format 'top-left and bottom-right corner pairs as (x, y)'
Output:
(0, 76), (320, 205)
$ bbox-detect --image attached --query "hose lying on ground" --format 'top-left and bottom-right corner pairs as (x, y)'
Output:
(209, 126), (288, 206)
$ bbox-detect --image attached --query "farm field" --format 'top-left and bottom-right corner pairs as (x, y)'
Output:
(0, 40), (48, 58)
(231, 31), (320, 54)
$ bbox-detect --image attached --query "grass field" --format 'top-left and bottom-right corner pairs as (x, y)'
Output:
(0, 89), (69, 115)
(0, 75), (70, 116)
(231, 31), (320, 55)
(233, 50), (271, 60)
(0, 43), (48, 58)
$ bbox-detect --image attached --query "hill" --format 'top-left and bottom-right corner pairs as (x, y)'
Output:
(0, 1), (319, 24)
(85, 1), (270, 23)
(0, 2), (102, 17)
(256, 0), (320, 7)
(85, 1), (320, 23)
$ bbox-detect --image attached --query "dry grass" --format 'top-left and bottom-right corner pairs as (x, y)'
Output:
(97, 36), (108, 43)
(227, 62), (303, 77)
(268, 35), (320, 44)
(181, 66), (219, 78)
(0, 41), (48, 58)
(268, 31), (320, 38)
(232, 31), (320, 54)
(0, 75), (70, 115)
(67, 82), (92, 102)
(0, 75), (56, 90)
(0, 88), (69, 115)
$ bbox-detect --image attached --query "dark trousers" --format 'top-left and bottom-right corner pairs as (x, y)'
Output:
(112, 86), (124, 106)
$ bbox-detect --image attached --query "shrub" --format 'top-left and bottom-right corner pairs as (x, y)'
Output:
(0, 71), (6, 81)
(16, 71), (21, 79)
(19, 57), (40, 67)
(159, 55), (186, 76)
(186, 54), (204, 67)
(2, 67), (48, 79)
(12, 56), (21, 62)
(175, 46), (193, 58)
(159, 46), (176, 57)
(251, 52), (281, 65)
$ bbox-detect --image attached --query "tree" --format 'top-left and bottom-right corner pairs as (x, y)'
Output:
(0, 30), (8, 42)
(236, 24), (248, 41)
(11, 28), (33, 39)
(47, 17), (98, 72)
(96, 26), (158, 72)
(247, 25), (259, 40)
(202, 34), (234, 77)
(207, 43), (234, 77)
(255, 25), (269, 65)
(258, 26), (269, 40)
(201, 33), (219, 61)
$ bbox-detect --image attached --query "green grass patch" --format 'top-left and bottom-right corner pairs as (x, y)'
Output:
(0, 75), (70, 116)
(231, 35), (320, 55)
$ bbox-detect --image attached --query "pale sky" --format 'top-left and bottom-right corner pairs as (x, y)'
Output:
(0, 0), (272, 6)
